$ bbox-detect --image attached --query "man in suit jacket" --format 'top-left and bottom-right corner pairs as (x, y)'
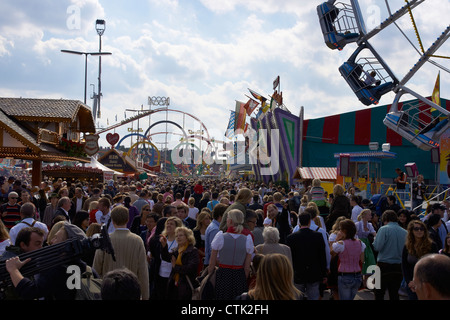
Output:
(93, 205), (149, 300)
(53, 196), (72, 223)
(70, 187), (88, 220)
(286, 208), (327, 300)
(176, 203), (197, 230)
(276, 202), (295, 244)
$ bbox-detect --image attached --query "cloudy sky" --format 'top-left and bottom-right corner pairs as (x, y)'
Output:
(0, 0), (449, 149)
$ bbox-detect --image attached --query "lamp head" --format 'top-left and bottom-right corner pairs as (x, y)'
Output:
(96, 19), (106, 36)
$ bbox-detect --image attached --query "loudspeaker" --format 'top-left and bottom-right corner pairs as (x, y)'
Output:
(339, 154), (350, 177)
(404, 163), (418, 178)
(431, 147), (440, 164)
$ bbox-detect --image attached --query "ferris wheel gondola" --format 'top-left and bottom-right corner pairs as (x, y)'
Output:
(318, 0), (450, 150)
(317, 0), (360, 50)
(383, 86), (449, 151)
(338, 41), (398, 106)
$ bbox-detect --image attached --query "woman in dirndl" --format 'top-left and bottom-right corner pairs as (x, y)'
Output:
(208, 209), (254, 300)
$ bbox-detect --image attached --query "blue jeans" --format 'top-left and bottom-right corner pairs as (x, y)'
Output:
(338, 273), (362, 300)
(295, 282), (320, 300)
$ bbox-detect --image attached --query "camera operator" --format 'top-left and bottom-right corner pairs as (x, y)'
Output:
(5, 222), (89, 300)
(0, 227), (45, 300)
(1, 227), (45, 261)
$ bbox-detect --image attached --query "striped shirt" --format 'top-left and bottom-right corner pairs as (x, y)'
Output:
(0, 203), (21, 230)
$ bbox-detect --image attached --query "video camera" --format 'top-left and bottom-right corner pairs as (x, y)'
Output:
(0, 224), (115, 291)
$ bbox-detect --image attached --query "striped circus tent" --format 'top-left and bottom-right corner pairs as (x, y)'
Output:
(301, 97), (450, 180)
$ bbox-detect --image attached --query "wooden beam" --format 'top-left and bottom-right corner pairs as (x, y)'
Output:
(31, 160), (42, 187)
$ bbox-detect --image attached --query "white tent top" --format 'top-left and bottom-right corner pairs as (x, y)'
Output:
(86, 157), (124, 176)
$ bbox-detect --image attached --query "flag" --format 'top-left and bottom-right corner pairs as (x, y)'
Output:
(431, 71), (440, 112)
(273, 75), (280, 91)
(269, 96), (277, 111)
(255, 107), (263, 119)
(243, 97), (259, 116)
(235, 101), (247, 133)
(248, 88), (267, 104)
(261, 100), (270, 113)
(248, 88), (269, 113)
(225, 110), (236, 139)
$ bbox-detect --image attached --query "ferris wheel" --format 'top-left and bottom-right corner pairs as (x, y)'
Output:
(317, 0), (450, 151)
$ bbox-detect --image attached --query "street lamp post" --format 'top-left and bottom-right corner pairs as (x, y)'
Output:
(96, 19), (106, 120)
(60, 49), (111, 105)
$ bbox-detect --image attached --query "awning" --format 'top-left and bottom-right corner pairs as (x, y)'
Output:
(85, 158), (124, 176)
(293, 167), (337, 181)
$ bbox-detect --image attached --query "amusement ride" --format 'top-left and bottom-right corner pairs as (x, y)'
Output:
(96, 97), (222, 177)
(318, 0), (450, 151)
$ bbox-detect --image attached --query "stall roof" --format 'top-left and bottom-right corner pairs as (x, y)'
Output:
(333, 151), (397, 160)
(83, 158), (124, 176)
(293, 167), (337, 181)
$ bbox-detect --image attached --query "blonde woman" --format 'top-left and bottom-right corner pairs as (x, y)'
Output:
(161, 226), (199, 300)
(193, 211), (212, 273)
(298, 195), (308, 215)
(187, 197), (199, 220)
(237, 253), (301, 300)
(356, 209), (376, 240)
(310, 178), (328, 208)
(88, 200), (99, 224)
(156, 216), (182, 299)
(326, 184), (351, 232)
(306, 202), (325, 229)
(209, 209), (254, 300)
(327, 215), (346, 300)
(219, 188), (253, 232)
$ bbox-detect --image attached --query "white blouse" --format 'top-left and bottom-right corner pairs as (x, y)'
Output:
(211, 231), (254, 255)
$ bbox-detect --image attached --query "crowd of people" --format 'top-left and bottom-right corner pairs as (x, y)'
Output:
(0, 174), (449, 301)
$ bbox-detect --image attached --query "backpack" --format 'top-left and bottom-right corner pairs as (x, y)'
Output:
(75, 266), (102, 300)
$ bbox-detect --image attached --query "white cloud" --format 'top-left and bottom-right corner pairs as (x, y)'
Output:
(1, 0), (449, 151)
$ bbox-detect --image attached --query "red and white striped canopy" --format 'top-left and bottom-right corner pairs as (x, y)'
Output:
(294, 167), (337, 181)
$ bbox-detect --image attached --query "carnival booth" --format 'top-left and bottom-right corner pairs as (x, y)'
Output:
(98, 148), (158, 181)
(293, 167), (337, 195)
(334, 146), (397, 198)
(84, 157), (124, 182)
(42, 165), (104, 184)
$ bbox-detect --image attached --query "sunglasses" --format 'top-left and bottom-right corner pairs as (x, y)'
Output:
(413, 227), (425, 231)
(10, 197), (18, 199)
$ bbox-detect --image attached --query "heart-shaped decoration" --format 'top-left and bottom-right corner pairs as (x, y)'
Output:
(106, 133), (120, 146)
